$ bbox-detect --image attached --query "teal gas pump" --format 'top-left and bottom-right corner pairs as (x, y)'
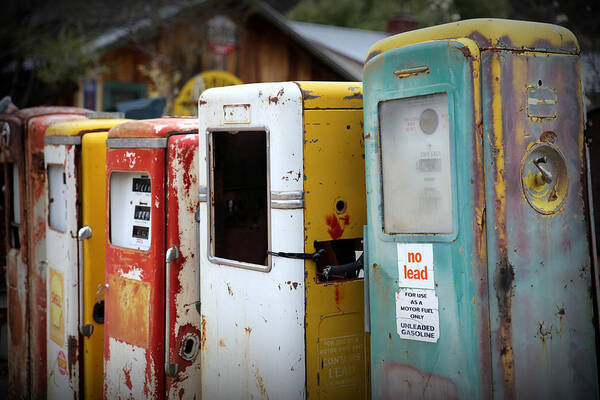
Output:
(363, 20), (598, 399)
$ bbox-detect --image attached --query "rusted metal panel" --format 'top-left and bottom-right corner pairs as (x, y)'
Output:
(482, 50), (597, 398)
(165, 134), (202, 399)
(44, 142), (80, 399)
(22, 111), (87, 398)
(105, 147), (166, 399)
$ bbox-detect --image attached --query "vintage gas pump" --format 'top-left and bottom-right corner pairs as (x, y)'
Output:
(0, 107), (87, 399)
(197, 82), (368, 399)
(44, 116), (128, 399)
(362, 19), (598, 398)
(103, 118), (200, 399)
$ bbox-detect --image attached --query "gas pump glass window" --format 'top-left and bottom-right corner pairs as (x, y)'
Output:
(48, 164), (68, 232)
(210, 130), (269, 267)
(379, 93), (453, 234)
(109, 172), (152, 251)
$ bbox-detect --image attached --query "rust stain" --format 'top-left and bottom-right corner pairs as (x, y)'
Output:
(254, 368), (269, 400)
(364, 133), (371, 139)
(388, 332), (392, 342)
(292, 282), (298, 290)
(245, 327), (253, 335)
(227, 283), (234, 296)
(201, 315), (207, 348)
(123, 366), (133, 390)
(107, 274), (150, 348)
(339, 214), (350, 225)
(268, 88), (285, 105)
(325, 214), (344, 240)
(67, 335), (78, 378)
(218, 339), (226, 347)
(334, 285), (343, 305)
(493, 257), (515, 390)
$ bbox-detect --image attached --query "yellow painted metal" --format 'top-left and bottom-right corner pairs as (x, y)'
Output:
(299, 81), (369, 399)
(297, 81), (363, 110)
(365, 19), (579, 62)
(45, 119), (129, 137)
(81, 131), (108, 400)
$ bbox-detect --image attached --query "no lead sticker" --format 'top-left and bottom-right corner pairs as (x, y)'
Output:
(396, 288), (440, 343)
(397, 243), (435, 289)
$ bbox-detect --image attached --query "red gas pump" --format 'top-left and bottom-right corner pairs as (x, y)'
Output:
(104, 118), (200, 399)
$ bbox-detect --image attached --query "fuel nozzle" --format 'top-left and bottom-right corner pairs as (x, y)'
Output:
(322, 253), (364, 280)
(533, 156), (553, 184)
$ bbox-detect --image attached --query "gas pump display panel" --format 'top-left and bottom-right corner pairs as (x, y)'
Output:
(110, 172), (152, 251)
(379, 93), (453, 234)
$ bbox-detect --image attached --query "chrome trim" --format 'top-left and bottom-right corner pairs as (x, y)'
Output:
(85, 111), (125, 119)
(271, 199), (304, 209)
(106, 138), (167, 148)
(198, 186), (208, 202)
(207, 127), (272, 273)
(165, 245), (180, 377)
(44, 136), (81, 145)
(271, 190), (303, 201)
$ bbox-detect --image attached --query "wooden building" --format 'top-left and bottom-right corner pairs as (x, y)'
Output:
(76, 0), (357, 114)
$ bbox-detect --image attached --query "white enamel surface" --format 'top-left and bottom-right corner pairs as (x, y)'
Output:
(198, 82), (305, 399)
(105, 337), (151, 399)
(45, 144), (79, 399)
(379, 93), (453, 233)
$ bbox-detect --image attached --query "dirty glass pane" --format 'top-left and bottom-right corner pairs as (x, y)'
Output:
(379, 93), (453, 234)
(211, 130), (268, 266)
(48, 164), (68, 232)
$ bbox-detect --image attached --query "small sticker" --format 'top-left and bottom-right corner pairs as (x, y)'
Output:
(397, 243), (434, 289)
(396, 288), (440, 343)
(527, 87), (557, 119)
(57, 350), (67, 375)
(223, 104), (250, 124)
(49, 268), (65, 347)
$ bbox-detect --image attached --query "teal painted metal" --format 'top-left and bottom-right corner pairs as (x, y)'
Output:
(363, 37), (599, 398)
(363, 40), (489, 399)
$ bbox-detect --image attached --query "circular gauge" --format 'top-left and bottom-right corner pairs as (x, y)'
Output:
(419, 109), (438, 135)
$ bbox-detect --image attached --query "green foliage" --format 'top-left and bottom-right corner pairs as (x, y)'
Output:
(25, 30), (97, 85)
(286, 0), (462, 30)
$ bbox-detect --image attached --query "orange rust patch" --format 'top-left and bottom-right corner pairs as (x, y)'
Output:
(107, 274), (150, 348)
(201, 315), (207, 348)
(245, 327), (252, 335)
(218, 339), (226, 347)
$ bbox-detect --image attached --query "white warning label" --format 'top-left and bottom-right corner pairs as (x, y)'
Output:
(397, 243), (434, 289)
(395, 288), (439, 343)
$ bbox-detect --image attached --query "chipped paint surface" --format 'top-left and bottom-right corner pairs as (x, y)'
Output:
(364, 40), (490, 399)
(105, 146), (166, 400)
(118, 266), (144, 281)
(105, 337), (151, 399)
(44, 143), (80, 399)
(166, 133), (203, 399)
(365, 23), (598, 399)
(482, 50), (597, 397)
(300, 82), (369, 399)
(198, 82), (306, 399)
(3, 111), (86, 399)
